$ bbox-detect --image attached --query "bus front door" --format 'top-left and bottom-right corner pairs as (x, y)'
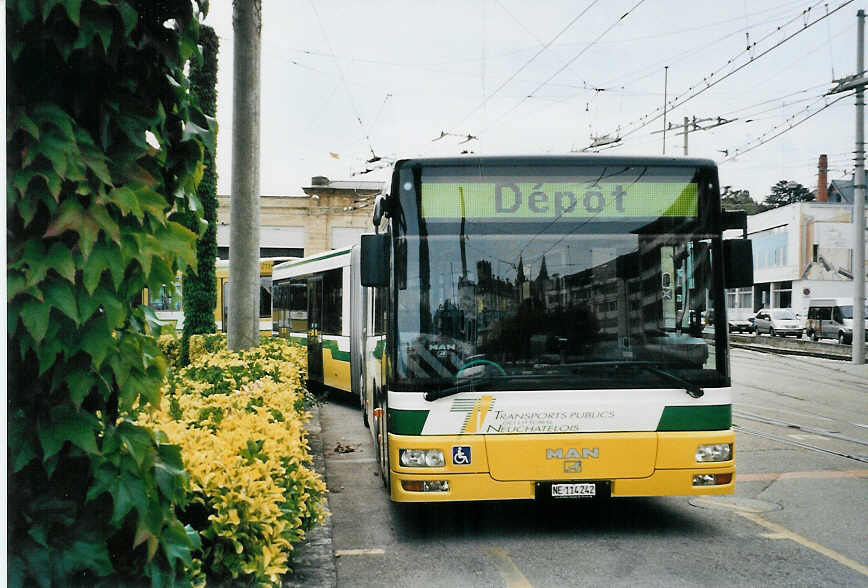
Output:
(307, 277), (324, 392)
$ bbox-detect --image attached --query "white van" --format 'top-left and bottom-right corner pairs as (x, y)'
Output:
(806, 299), (868, 344)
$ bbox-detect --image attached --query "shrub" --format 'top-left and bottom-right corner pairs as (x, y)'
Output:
(188, 333), (228, 363)
(140, 335), (326, 586)
(159, 332), (182, 369)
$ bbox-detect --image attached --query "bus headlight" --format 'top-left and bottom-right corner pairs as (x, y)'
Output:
(399, 449), (445, 467)
(695, 443), (732, 462)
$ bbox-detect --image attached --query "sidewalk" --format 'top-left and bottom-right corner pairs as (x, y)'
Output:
(283, 405), (337, 588)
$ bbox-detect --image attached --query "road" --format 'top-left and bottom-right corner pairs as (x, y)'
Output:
(318, 348), (868, 587)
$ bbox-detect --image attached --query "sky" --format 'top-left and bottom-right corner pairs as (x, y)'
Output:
(203, 0), (864, 204)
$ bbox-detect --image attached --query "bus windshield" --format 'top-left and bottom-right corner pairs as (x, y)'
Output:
(392, 161), (726, 392)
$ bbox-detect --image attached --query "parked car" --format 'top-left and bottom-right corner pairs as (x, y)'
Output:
(753, 308), (803, 337)
(727, 317), (753, 333)
(806, 298), (868, 344)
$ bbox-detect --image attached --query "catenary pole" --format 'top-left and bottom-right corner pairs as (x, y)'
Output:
(228, 0), (262, 351)
(662, 66), (669, 155)
(852, 9), (865, 364)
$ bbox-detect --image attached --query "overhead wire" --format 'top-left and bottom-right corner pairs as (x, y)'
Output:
(720, 93), (851, 163)
(457, 0), (602, 126)
(608, 0), (853, 144)
(480, 0), (648, 135)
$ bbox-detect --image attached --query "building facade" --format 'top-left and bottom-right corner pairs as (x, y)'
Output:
(216, 176), (384, 259)
(726, 200), (868, 321)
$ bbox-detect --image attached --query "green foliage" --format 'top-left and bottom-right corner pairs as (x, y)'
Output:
(7, 0), (212, 585)
(761, 179), (815, 210)
(721, 186), (763, 215)
(180, 25), (220, 366)
(158, 332), (182, 369)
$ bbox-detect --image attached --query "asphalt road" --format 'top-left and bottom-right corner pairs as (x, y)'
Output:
(318, 348), (868, 587)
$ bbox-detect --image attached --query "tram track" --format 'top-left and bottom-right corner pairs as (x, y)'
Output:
(732, 409), (868, 448)
(733, 424), (868, 464)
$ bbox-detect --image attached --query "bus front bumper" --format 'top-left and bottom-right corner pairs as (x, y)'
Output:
(388, 430), (736, 502)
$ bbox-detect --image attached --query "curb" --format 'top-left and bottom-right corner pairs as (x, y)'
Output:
(283, 405), (337, 588)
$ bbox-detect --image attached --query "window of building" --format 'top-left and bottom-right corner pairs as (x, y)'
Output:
(737, 288), (753, 309)
(773, 281), (792, 308)
(322, 268), (342, 335)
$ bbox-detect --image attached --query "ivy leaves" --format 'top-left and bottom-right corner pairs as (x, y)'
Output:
(8, 0), (211, 585)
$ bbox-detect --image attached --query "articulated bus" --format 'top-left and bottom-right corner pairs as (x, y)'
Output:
(355, 155), (754, 502)
(272, 249), (354, 395)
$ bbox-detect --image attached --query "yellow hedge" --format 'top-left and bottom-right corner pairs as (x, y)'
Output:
(140, 335), (327, 586)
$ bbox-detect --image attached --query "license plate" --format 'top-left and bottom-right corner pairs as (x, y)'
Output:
(551, 483), (596, 498)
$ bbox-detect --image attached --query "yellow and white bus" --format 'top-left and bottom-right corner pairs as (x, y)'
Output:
(146, 258), (291, 334)
(216, 258), (292, 334)
(272, 249), (354, 395)
(355, 155), (754, 502)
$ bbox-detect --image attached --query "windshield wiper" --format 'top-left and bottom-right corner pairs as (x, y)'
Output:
(570, 360), (704, 398)
(625, 362), (704, 398)
(424, 376), (495, 402)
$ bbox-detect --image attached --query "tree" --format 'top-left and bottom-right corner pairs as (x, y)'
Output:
(7, 0), (212, 583)
(761, 180), (815, 210)
(228, 0), (262, 351)
(180, 25), (220, 364)
(721, 185), (762, 215)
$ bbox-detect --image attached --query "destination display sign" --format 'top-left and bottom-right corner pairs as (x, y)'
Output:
(419, 181), (698, 219)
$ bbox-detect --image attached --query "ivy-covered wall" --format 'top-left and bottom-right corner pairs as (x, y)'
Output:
(7, 0), (212, 584)
(181, 24), (219, 365)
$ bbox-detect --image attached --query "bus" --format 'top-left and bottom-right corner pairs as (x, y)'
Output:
(356, 155), (753, 502)
(272, 249), (354, 395)
(146, 257), (291, 334)
(216, 257), (292, 334)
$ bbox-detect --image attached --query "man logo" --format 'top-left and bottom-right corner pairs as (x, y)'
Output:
(546, 447), (599, 473)
(545, 448), (600, 460)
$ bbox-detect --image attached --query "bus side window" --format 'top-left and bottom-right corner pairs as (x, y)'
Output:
(323, 268), (343, 335)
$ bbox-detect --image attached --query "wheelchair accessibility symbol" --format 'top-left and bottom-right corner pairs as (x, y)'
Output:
(452, 446), (472, 465)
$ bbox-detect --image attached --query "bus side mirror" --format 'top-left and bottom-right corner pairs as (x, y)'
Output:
(724, 239), (753, 288)
(361, 233), (389, 287)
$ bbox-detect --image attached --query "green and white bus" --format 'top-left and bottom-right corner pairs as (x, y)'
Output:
(272, 248), (354, 395)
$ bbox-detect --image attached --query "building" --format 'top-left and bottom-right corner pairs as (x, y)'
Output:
(216, 176), (384, 259)
(726, 155), (867, 320)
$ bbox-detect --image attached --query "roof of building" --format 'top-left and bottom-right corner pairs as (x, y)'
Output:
(302, 176), (384, 197)
(828, 179), (857, 203)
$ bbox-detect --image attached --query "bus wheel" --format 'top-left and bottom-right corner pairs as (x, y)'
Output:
(810, 330), (819, 342)
(838, 332), (848, 345)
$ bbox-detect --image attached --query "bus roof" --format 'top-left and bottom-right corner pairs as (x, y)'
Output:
(393, 154), (718, 170)
(272, 247), (353, 277)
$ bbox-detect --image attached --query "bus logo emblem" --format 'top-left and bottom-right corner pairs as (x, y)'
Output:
(452, 446), (471, 465)
(451, 395), (495, 433)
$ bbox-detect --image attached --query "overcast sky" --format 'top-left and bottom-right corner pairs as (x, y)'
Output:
(203, 0), (863, 203)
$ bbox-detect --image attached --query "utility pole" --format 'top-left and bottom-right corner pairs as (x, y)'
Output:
(228, 0), (262, 351)
(651, 116), (736, 156)
(856, 9), (866, 364)
(662, 66), (669, 155)
(683, 116), (689, 156)
(827, 9), (866, 364)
